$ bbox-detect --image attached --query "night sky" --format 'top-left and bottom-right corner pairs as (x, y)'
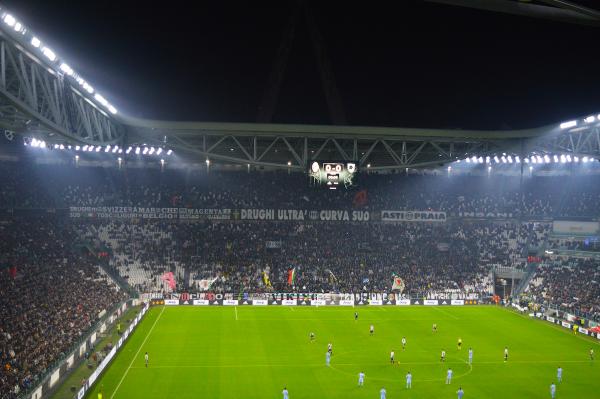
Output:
(4, 0), (600, 129)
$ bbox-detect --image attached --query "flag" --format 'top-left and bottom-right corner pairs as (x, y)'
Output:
(325, 269), (338, 284)
(287, 268), (296, 286)
(161, 272), (176, 290)
(8, 266), (17, 279)
(353, 190), (368, 207)
(392, 274), (405, 293)
(262, 271), (272, 288)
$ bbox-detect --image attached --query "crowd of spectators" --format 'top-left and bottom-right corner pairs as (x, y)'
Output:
(2, 161), (600, 218)
(0, 218), (126, 398)
(525, 257), (600, 321)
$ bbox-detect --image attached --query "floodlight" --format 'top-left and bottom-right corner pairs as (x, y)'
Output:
(54, 144), (59, 149)
(485, 156), (490, 164)
(287, 161), (292, 166)
(31, 37), (41, 47)
(135, 147), (140, 154)
(559, 155), (565, 163)
(501, 156), (507, 163)
(478, 157), (484, 163)
(507, 156), (513, 163)
(156, 148), (162, 155)
(149, 147), (155, 155)
(83, 145), (88, 151)
(584, 116), (596, 123)
(524, 158), (529, 163)
(14, 22), (23, 32)
(554, 155), (559, 163)
(160, 159), (165, 164)
(560, 120), (577, 129)
(59, 63), (73, 76)
(112, 147), (118, 153)
(543, 155), (550, 163)
(206, 159), (210, 165)
(471, 156), (477, 163)
(108, 105), (117, 114)
(515, 156), (520, 163)
(94, 94), (108, 106)
(60, 144), (65, 150)
(83, 82), (94, 94)
(466, 158), (471, 163)
(566, 155), (572, 162)
(536, 155), (543, 163)
(39, 141), (46, 148)
(42, 47), (56, 62)
(574, 156), (579, 162)
(583, 156), (589, 163)
(75, 145), (80, 151)
(105, 145), (111, 152)
(494, 156), (499, 163)
(167, 149), (173, 155)
(95, 146), (101, 152)
(3, 14), (16, 27)
(142, 147), (148, 155)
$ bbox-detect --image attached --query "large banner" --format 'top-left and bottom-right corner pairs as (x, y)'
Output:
(381, 210), (446, 222)
(553, 220), (599, 235)
(236, 209), (370, 222)
(69, 207), (231, 220)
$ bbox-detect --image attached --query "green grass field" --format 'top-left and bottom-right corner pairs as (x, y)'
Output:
(87, 305), (599, 399)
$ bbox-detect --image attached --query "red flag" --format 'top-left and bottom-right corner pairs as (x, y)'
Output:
(353, 190), (368, 207)
(161, 272), (176, 290)
(8, 266), (16, 279)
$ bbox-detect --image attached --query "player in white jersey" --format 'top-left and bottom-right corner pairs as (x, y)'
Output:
(390, 351), (395, 364)
(504, 347), (509, 362)
(550, 382), (556, 399)
(405, 371), (412, 389)
(358, 372), (365, 386)
(468, 348), (473, 364)
(370, 325), (374, 335)
(282, 387), (289, 399)
(557, 367), (562, 383)
(401, 337), (407, 351)
(446, 368), (453, 384)
(457, 387), (464, 399)
(380, 387), (386, 399)
(144, 352), (149, 368)
(441, 349), (446, 362)
(325, 351), (331, 366)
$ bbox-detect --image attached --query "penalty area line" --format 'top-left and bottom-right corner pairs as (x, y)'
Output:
(110, 305), (165, 399)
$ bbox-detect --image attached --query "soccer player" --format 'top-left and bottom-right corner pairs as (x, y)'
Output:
(390, 350), (395, 364)
(446, 368), (453, 384)
(358, 371), (365, 386)
(326, 351), (331, 366)
(327, 342), (333, 355)
(355, 311), (359, 321)
(144, 352), (149, 368)
(468, 347), (473, 364)
(504, 347), (509, 362)
(309, 332), (315, 342)
(590, 348), (595, 361)
(432, 323), (438, 333)
(457, 337), (462, 351)
(406, 371), (412, 389)
(370, 324), (375, 335)
(457, 387), (464, 399)
(557, 367), (562, 383)
(441, 349), (446, 362)
(282, 387), (289, 399)
(380, 387), (387, 399)
(401, 337), (407, 351)
(550, 382), (556, 399)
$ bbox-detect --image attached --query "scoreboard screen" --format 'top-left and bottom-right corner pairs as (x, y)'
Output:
(308, 161), (358, 190)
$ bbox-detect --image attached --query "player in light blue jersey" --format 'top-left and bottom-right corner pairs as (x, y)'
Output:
(358, 372), (365, 386)
(406, 371), (412, 389)
(380, 387), (386, 399)
(446, 368), (453, 384)
(557, 367), (562, 383)
(457, 387), (464, 399)
(550, 382), (556, 399)
(282, 387), (289, 399)
(326, 351), (331, 366)
(468, 348), (473, 364)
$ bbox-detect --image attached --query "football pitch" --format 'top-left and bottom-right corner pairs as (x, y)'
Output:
(89, 305), (599, 398)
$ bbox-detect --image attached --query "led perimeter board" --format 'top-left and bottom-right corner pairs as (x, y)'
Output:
(308, 161), (358, 190)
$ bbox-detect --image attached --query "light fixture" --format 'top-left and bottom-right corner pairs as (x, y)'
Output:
(41, 47), (56, 62)
(560, 120), (577, 129)
(31, 37), (41, 48)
